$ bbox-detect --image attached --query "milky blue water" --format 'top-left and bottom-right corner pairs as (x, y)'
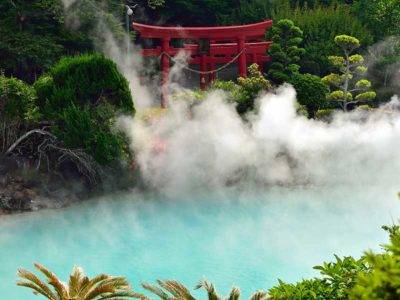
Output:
(1, 185), (399, 299)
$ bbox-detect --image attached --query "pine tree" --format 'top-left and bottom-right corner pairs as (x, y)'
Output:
(322, 35), (376, 111)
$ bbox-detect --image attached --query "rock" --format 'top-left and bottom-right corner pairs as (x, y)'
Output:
(23, 188), (37, 199)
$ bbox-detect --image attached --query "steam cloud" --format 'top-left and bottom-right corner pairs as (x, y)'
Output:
(119, 87), (400, 197)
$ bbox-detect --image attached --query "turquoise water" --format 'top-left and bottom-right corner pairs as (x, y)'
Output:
(1, 185), (399, 299)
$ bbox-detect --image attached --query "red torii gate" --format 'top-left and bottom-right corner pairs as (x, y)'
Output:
(132, 20), (273, 108)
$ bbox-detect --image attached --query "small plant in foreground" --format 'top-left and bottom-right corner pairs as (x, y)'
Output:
(142, 279), (268, 300)
(17, 263), (139, 299)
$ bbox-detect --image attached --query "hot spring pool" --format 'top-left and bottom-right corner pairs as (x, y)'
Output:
(1, 184), (399, 299)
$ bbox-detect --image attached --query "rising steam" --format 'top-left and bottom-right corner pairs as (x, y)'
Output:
(118, 86), (400, 197)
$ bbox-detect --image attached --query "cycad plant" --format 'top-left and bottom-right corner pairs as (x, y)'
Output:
(141, 279), (269, 300)
(17, 263), (140, 300)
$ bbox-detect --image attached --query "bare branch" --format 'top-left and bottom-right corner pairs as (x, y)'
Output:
(5, 129), (55, 156)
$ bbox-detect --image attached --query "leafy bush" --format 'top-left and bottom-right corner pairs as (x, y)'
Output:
(350, 225), (400, 299)
(290, 73), (328, 118)
(0, 75), (40, 153)
(316, 108), (334, 120)
(269, 256), (367, 299)
(212, 64), (272, 114)
(35, 53), (134, 117)
(34, 53), (134, 165)
(0, 75), (38, 122)
(269, 224), (400, 299)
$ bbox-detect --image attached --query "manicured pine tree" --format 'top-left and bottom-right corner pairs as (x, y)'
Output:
(266, 19), (305, 84)
(322, 35), (376, 111)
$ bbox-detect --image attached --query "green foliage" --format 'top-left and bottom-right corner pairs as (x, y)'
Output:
(273, 5), (373, 76)
(266, 19), (305, 84)
(63, 0), (128, 45)
(334, 35), (360, 54)
(269, 255), (367, 299)
(353, 0), (400, 41)
(289, 73), (328, 118)
(147, 0), (166, 9)
(349, 225), (400, 299)
(316, 108), (334, 120)
(0, 75), (39, 122)
(269, 224), (400, 299)
(150, 0), (241, 26)
(0, 75), (40, 154)
(34, 54), (134, 165)
(322, 35), (376, 111)
(0, 0), (92, 83)
(212, 64), (272, 114)
(35, 53), (134, 117)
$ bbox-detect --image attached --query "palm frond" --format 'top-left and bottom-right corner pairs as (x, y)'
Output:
(34, 263), (68, 299)
(227, 287), (240, 300)
(195, 280), (220, 300)
(83, 284), (118, 299)
(17, 268), (57, 300)
(157, 280), (196, 300)
(80, 273), (109, 295)
(84, 276), (133, 300)
(142, 282), (171, 300)
(68, 266), (85, 297)
(99, 290), (148, 299)
(249, 291), (268, 300)
(16, 281), (55, 299)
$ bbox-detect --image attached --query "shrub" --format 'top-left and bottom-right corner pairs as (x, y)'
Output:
(269, 255), (367, 299)
(34, 53), (134, 165)
(35, 53), (134, 117)
(0, 75), (38, 122)
(290, 73), (328, 118)
(0, 75), (39, 153)
(316, 108), (334, 120)
(269, 224), (400, 299)
(349, 225), (400, 299)
(212, 64), (272, 114)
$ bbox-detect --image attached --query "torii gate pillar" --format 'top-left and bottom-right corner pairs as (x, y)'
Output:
(161, 38), (170, 108)
(238, 37), (247, 77)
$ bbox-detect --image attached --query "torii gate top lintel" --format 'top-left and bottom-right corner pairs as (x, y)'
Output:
(132, 20), (273, 108)
(132, 20), (273, 39)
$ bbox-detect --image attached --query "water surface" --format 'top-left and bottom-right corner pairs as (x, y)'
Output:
(0, 185), (398, 299)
